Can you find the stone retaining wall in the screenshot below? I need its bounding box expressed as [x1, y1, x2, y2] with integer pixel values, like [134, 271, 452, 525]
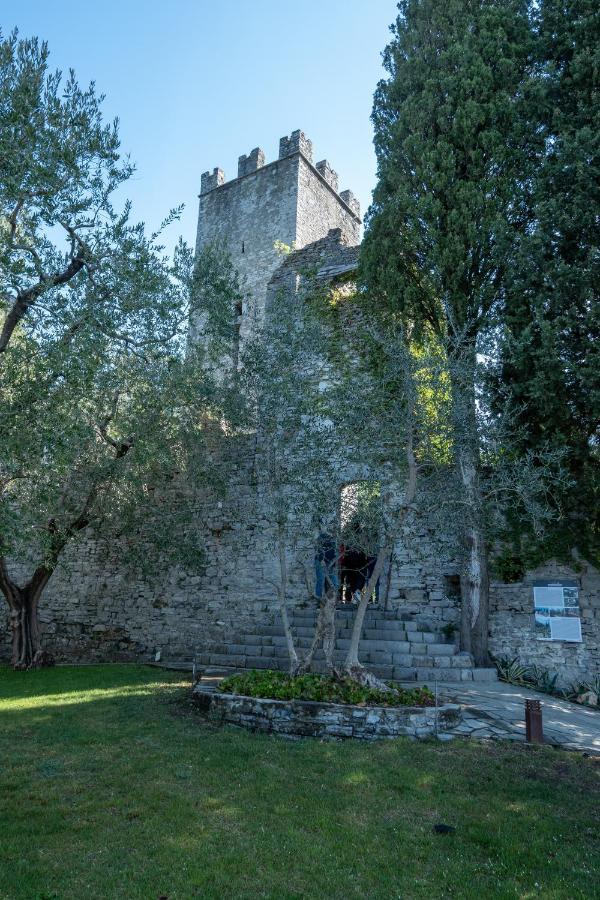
[193, 688, 462, 740]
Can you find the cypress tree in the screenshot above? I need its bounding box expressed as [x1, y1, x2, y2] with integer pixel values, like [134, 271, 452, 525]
[361, 0, 535, 662]
[497, 0, 600, 570]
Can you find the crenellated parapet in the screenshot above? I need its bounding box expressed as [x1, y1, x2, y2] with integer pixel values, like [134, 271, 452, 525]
[198, 130, 360, 225]
[278, 129, 313, 163]
[200, 167, 225, 195]
[238, 147, 266, 178]
[316, 159, 339, 192]
[339, 189, 360, 219]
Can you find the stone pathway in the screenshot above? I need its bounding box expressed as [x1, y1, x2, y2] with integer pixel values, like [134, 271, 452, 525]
[435, 680, 600, 755]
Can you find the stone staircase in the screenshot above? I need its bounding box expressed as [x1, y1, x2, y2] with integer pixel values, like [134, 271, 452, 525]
[196, 606, 497, 684]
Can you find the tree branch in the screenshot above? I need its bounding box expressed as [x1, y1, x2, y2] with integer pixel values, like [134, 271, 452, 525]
[0, 255, 86, 353]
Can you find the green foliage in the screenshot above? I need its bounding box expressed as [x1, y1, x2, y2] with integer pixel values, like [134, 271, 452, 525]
[564, 676, 600, 703]
[495, 657, 568, 699]
[191, 241, 247, 364]
[492, 0, 600, 566]
[0, 33, 240, 629]
[527, 666, 559, 696]
[218, 669, 435, 708]
[0, 29, 187, 355]
[362, 0, 598, 577]
[237, 275, 345, 550]
[491, 550, 526, 584]
[494, 656, 533, 686]
[362, 0, 534, 349]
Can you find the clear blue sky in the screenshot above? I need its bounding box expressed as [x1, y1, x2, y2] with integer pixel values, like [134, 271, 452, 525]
[4, 0, 397, 251]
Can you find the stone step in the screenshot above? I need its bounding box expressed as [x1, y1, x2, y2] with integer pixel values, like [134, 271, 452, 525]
[197, 652, 496, 685]
[232, 644, 469, 670]
[211, 641, 475, 667]
[244, 634, 458, 656]
[245, 625, 451, 646]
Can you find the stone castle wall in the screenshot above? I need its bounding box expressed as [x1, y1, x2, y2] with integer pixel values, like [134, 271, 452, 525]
[190, 129, 360, 347]
[0, 420, 463, 665]
[490, 560, 600, 686]
[1, 132, 597, 685]
[1, 452, 598, 686]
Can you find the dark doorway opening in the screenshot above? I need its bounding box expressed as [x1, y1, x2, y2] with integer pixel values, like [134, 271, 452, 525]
[339, 481, 382, 605]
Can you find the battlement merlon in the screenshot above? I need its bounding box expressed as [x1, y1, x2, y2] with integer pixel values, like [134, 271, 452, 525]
[279, 129, 313, 163]
[200, 167, 225, 195]
[315, 160, 339, 192]
[238, 147, 266, 179]
[339, 189, 360, 219]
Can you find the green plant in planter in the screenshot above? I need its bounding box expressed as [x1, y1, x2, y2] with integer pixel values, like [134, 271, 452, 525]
[218, 670, 435, 707]
[565, 676, 600, 704]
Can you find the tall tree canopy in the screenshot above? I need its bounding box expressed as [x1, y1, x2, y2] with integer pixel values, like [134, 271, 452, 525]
[361, 0, 535, 662]
[495, 0, 600, 572]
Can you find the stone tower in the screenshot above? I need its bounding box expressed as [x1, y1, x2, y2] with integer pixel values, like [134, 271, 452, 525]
[191, 129, 361, 340]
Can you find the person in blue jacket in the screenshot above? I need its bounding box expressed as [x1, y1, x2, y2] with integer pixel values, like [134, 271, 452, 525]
[315, 528, 339, 599]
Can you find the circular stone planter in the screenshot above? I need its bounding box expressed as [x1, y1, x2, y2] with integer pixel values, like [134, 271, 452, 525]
[193, 687, 462, 740]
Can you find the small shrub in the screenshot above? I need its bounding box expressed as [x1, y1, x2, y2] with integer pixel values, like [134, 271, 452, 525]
[494, 656, 531, 685]
[565, 676, 600, 704]
[526, 665, 559, 695]
[218, 670, 435, 707]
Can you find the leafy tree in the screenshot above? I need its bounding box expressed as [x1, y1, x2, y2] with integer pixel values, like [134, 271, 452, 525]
[237, 270, 345, 676]
[361, 0, 535, 662]
[494, 0, 600, 572]
[0, 33, 230, 668]
[0, 31, 186, 356]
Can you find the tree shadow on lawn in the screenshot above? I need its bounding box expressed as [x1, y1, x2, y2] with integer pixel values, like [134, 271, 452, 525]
[1, 665, 599, 899]
[0, 662, 185, 706]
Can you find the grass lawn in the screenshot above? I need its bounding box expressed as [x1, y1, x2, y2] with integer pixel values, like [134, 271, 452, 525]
[0, 665, 598, 899]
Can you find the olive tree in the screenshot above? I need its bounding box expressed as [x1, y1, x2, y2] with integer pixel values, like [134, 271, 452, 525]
[0, 33, 232, 667]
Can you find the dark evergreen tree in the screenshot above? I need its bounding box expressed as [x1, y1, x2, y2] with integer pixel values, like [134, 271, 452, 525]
[496, 0, 600, 572]
[361, 0, 535, 661]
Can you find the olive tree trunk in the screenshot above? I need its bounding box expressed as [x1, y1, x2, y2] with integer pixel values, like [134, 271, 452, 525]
[0, 560, 54, 669]
[342, 431, 418, 689]
[276, 524, 301, 675]
[296, 578, 337, 675]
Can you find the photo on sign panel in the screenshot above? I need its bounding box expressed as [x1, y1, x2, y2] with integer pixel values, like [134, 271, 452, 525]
[532, 582, 582, 642]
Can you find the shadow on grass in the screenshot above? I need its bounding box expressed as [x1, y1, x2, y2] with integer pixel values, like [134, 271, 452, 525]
[1, 665, 599, 899]
[0, 662, 184, 702]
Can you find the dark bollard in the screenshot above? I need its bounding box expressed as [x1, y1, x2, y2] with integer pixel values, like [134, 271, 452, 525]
[525, 699, 544, 743]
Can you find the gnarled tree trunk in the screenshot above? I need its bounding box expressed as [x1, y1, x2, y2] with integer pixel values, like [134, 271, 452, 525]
[342, 545, 394, 690]
[458, 452, 490, 664]
[296, 579, 337, 675]
[276, 524, 301, 675]
[0, 560, 55, 669]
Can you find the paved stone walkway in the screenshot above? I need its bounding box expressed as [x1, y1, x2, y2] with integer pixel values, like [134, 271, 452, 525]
[436, 680, 600, 755]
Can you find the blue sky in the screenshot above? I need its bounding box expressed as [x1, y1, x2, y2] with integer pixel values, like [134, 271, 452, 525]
[4, 0, 397, 252]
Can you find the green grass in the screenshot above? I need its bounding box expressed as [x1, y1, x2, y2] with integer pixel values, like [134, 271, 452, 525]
[0, 665, 598, 900]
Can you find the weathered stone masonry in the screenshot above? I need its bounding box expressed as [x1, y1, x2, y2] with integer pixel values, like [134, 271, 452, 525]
[1, 130, 598, 686]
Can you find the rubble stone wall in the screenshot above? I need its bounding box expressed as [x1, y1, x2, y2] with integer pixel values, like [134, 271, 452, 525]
[489, 560, 600, 686]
